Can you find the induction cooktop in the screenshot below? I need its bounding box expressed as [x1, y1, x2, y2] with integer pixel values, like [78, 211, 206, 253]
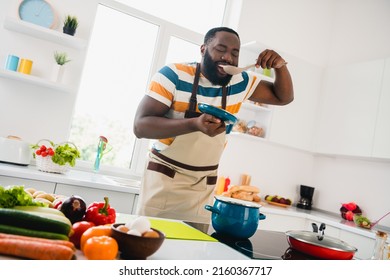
[185, 222, 319, 260]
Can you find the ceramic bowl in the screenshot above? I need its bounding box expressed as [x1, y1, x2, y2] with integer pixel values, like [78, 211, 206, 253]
[111, 223, 165, 260]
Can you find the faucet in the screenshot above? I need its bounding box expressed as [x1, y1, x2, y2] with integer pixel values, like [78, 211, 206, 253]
[312, 222, 326, 241]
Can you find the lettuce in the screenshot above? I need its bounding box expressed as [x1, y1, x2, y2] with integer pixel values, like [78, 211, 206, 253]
[0, 185, 45, 208]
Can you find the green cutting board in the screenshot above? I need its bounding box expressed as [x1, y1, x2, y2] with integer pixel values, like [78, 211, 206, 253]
[149, 218, 217, 242]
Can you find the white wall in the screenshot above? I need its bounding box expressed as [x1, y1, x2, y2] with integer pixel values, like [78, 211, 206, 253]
[218, 0, 390, 227]
[1, 0, 390, 227]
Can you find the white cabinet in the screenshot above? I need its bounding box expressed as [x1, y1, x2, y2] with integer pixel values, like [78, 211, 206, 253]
[258, 212, 306, 232]
[0, 175, 56, 194]
[55, 183, 137, 215]
[269, 56, 322, 152]
[315, 59, 385, 157]
[372, 57, 390, 158]
[339, 230, 375, 260]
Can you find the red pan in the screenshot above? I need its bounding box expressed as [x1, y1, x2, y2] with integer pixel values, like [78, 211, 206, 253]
[286, 230, 357, 260]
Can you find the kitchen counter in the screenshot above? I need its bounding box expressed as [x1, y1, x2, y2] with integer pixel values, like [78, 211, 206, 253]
[0, 162, 140, 194]
[1, 162, 389, 244]
[258, 202, 390, 242]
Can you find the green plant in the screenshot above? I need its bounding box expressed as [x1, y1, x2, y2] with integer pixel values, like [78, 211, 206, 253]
[63, 15, 78, 30]
[54, 51, 71, 65]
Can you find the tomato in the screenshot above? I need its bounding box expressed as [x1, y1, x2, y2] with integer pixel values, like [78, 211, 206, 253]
[69, 221, 95, 249]
[80, 225, 112, 252]
[83, 236, 118, 260]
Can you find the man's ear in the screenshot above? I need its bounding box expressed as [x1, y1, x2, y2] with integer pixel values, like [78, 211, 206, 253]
[200, 44, 206, 56]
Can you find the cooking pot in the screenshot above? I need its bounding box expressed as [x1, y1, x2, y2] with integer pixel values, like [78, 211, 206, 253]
[0, 136, 32, 166]
[285, 230, 358, 260]
[205, 196, 266, 239]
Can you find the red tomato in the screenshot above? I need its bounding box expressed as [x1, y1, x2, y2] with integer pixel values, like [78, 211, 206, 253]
[69, 221, 95, 249]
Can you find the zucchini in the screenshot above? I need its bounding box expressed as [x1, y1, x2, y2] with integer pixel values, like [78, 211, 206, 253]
[0, 224, 69, 240]
[13, 206, 66, 216]
[0, 208, 71, 236]
[12, 207, 72, 226]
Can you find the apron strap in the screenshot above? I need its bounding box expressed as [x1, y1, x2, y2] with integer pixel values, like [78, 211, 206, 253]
[188, 63, 201, 113]
[185, 63, 227, 117]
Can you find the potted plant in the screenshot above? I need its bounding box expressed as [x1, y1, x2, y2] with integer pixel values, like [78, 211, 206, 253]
[54, 51, 71, 66]
[63, 15, 79, 36]
[51, 51, 71, 82]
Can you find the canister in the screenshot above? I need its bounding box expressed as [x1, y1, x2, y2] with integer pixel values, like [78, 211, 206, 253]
[18, 58, 33, 74]
[5, 55, 19, 71]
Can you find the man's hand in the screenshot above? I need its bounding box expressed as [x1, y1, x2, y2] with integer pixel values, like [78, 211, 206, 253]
[256, 49, 287, 70]
[195, 113, 226, 137]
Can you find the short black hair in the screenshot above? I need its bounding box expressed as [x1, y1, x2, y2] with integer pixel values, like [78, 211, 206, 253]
[204, 27, 240, 45]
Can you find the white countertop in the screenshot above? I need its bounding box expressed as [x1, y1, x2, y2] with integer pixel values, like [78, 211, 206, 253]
[0, 162, 140, 194]
[258, 202, 390, 241]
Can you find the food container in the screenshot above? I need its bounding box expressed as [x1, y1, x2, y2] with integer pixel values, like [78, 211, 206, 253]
[204, 196, 266, 239]
[0, 136, 31, 165]
[285, 230, 357, 260]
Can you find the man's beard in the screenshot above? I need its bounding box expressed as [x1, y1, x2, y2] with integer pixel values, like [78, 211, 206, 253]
[203, 50, 233, 87]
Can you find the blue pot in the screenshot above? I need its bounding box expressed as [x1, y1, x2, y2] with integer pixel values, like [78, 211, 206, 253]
[205, 196, 266, 239]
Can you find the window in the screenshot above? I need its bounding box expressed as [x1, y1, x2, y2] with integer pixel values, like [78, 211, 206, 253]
[69, 1, 227, 178]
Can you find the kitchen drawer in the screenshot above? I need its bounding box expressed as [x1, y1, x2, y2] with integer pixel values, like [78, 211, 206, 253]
[259, 213, 306, 232]
[55, 183, 136, 215]
[305, 219, 340, 238]
[339, 230, 375, 260]
[0, 175, 56, 194]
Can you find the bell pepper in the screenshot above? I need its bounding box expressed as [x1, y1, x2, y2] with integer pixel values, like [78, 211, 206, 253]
[83, 197, 116, 225]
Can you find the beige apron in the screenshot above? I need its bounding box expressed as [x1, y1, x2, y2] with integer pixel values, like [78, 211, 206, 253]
[136, 64, 228, 223]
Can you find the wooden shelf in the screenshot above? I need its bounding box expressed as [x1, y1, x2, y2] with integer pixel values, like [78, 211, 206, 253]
[0, 69, 73, 93]
[3, 17, 87, 50]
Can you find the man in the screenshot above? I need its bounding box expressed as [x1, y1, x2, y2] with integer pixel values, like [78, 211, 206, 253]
[134, 27, 293, 223]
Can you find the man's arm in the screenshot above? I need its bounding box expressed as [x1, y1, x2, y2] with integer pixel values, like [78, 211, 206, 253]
[133, 95, 226, 139]
[249, 50, 294, 105]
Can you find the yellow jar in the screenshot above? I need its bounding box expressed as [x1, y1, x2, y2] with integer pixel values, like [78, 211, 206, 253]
[18, 58, 33, 74]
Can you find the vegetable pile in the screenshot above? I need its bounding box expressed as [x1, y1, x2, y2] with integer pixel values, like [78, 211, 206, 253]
[32, 140, 80, 167]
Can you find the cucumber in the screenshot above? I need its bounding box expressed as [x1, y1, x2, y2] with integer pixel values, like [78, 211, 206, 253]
[13, 206, 66, 216]
[0, 208, 71, 236]
[12, 207, 72, 226]
[0, 224, 69, 240]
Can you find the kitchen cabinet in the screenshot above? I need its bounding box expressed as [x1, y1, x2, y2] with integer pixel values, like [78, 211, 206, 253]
[258, 212, 306, 232]
[238, 41, 322, 151]
[305, 219, 340, 238]
[268, 55, 322, 152]
[55, 183, 137, 215]
[372, 57, 390, 158]
[315, 59, 385, 157]
[0, 175, 55, 194]
[339, 230, 375, 260]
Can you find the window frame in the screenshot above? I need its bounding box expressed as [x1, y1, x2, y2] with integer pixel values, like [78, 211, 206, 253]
[73, 0, 211, 179]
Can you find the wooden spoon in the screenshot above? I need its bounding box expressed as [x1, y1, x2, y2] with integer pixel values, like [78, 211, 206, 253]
[220, 62, 288, 75]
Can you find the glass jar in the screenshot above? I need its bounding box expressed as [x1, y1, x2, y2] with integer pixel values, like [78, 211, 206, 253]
[370, 231, 388, 260]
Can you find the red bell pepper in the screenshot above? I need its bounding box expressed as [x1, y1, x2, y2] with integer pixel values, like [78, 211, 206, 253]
[83, 197, 116, 225]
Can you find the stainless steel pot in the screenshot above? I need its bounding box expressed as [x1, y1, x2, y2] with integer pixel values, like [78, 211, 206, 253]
[286, 230, 358, 260]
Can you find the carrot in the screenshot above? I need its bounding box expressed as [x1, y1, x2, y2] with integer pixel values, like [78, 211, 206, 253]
[0, 238, 74, 260]
[0, 233, 75, 251]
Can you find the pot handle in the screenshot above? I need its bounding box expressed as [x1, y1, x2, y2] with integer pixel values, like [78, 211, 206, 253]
[204, 205, 220, 214]
[259, 213, 266, 220]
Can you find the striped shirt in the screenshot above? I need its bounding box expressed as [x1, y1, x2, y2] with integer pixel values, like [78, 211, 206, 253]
[147, 62, 261, 149]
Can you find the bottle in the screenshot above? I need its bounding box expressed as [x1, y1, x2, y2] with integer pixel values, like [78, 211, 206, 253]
[370, 230, 388, 260]
[94, 136, 108, 172]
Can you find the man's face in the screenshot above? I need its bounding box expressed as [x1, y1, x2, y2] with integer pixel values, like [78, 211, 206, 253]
[201, 31, 240, 86]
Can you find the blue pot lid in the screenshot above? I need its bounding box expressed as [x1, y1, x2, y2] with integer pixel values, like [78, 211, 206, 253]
[214, 195, 262, 208]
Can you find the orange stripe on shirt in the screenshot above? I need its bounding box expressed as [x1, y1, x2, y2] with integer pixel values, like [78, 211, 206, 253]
[172, 101, 189, 112]
[175, 63, 196, 75]
[150, 81, 173, 101]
